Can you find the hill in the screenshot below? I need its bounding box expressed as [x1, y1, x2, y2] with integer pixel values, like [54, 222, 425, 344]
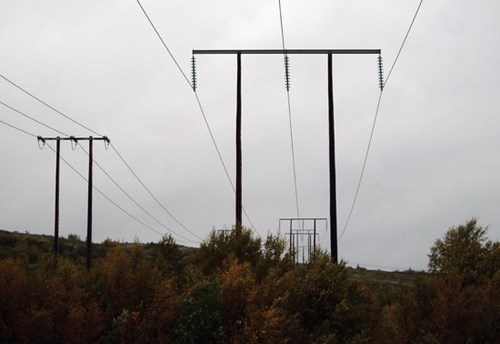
[0, 227, 423, 286]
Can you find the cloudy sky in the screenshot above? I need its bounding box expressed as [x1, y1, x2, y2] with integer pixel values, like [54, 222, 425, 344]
[1, 0, 499, 270]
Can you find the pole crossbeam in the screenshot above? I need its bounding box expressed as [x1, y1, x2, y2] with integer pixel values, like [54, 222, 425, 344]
[194, 47, 380, 263]
[193, 49, 381, 55]
[37, 136, 110, 143]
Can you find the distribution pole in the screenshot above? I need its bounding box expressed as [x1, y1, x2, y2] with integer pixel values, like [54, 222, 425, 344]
[54, 137, 61, 255]
[328, 53, 338, 263]
[86, 137, 93, 270]
[236, 53, 243, 228]
[193, 49, 380, 262]
[38, 135, 109, 269]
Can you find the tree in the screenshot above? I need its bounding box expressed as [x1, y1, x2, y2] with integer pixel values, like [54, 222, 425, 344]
[255, 232, 293, 280]
[196, 226, 262, 275]
[425, 219, 500, 343]
[174, 279, 225, 343]
[428, 218, 499, 285]
[92, 244, 160, 320]
[20, 254, 105, 343]
[149, 234, 187, 285]
[284, 252, 373, 343]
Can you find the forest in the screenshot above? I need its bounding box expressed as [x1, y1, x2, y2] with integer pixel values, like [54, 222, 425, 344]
[0, 218, 498, 343]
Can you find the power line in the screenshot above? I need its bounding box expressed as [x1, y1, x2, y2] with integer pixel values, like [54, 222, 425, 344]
[44, 142, 198, 244]
[192, 92, 235, 194]
[0, 116, 197, 243]
[134, 0, 192, 89]
[0, 75, 198, 241]
[0, 100, 67, 136]
[0, 119, 37, 138]
[339, 92, 383, 239]
[110, 143, 203, 241]
[79, 144, 200, 243]
[340, 0, 424, 239]
[135, 0, 258, 232]
[0, 74, 102, 136]
[193, 92, 257, 232]
[278, 0, 301, 220]
[384, 0, 424, 89]
[0, 97, 198, 243]
[278, 0, 287, 49]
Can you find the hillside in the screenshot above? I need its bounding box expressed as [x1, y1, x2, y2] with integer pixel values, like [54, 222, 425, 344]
[0, 228, 197, 263]
[0, 228, 423, 286]
[0, 222, 497, 343]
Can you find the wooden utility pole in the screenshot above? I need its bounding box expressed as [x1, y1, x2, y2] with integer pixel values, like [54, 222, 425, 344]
[38, 135, 109, 269]
[327, 53, 338, 263]
[54, 137, 61, 255]
[86, 137, 93, 270]
[192, 49, 380, 262]
[236, 53, 242, 228]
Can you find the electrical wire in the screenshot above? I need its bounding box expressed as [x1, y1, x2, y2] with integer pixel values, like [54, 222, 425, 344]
[0, 119, 38, 138]
[110, 143, 203, 241]
[339, 92, 383, 239]
[79, 144, 200, 243]
[135, 0, 258, 233]
[0, 75, 198, 241]
[0, 100, 68, 136]
[278, 0, 301, 220]
[384, 0, 424, 89]
[193, 93, 257, 232]
[0, 74, 102, 136]
[0, 117, 175, 241]
[0, 98, 199, 243]
[44, 142, 199, 244]
[340, 0, 424, 239]
[135, 0, 192, 89]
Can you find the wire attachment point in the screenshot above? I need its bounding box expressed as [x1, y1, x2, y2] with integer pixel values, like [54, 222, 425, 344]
[378, 55, 384, 91]
[70, 136, 78, 151]
[37, 136, 46, 150]
[103, 136, 110, 150]
[191, 56, 197, 92]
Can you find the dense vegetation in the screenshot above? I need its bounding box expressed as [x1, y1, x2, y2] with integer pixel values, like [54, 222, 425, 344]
[0, 219, 498, 343]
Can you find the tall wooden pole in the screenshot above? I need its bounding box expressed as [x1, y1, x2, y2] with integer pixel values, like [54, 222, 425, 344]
[54, 137, 60, 255]
[328, 53, 338, 263]
[236, 52, 242, 228]
[86, 137, 93, 270]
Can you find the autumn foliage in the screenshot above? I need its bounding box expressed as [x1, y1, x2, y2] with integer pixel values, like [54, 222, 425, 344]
[0, 220, 498, 343]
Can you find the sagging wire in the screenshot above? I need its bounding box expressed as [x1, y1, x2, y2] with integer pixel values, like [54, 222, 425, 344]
[135, 0, 259, 234]
[190, 60, 258, 234]
[340, 0, 425, 240]
[277, 0, 301, 222]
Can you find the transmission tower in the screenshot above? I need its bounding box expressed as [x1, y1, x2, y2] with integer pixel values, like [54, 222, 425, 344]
[193, 49, 382, 262]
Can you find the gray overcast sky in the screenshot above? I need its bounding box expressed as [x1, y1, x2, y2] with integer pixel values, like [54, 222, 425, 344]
[1, 0, 499, 270]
